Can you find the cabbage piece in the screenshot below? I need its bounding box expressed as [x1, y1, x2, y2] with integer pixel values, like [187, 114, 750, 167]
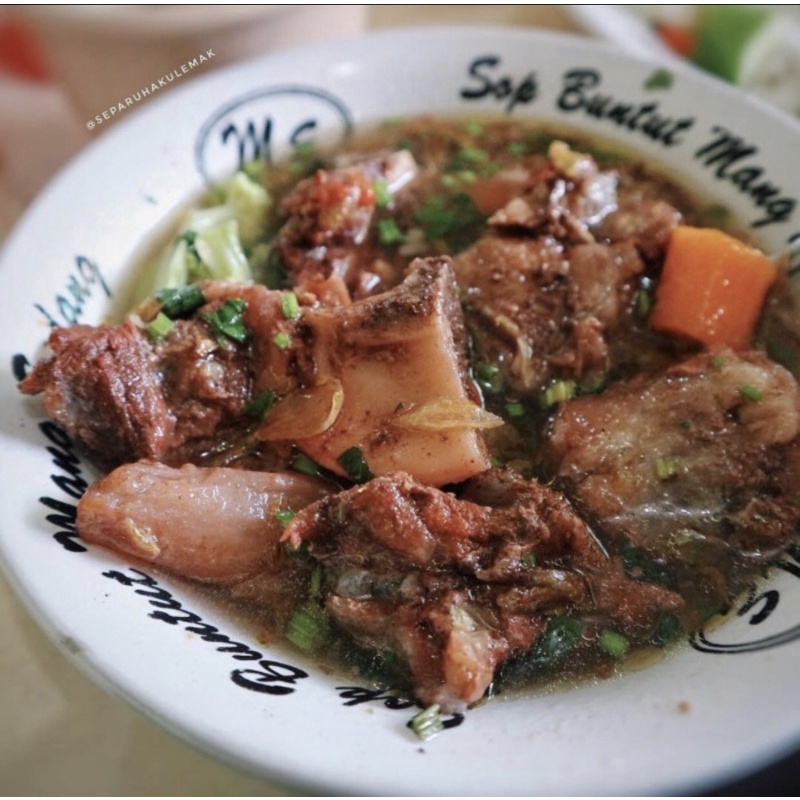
[147, 170, 271, 293]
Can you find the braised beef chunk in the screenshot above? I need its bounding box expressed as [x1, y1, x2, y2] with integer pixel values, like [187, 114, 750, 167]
[455, 236, 650, 395]
[19, 322, 175, 471]
[453, 146, 683, 398]
[273, 150, 418, 303]
[284, 470, 682, 712]
[20, 282, 297, 470]
[546, 348, 800, 610]
[594, 199, 682, 261]
[487, 140, 618, 242]
[19, 258, 489, 485]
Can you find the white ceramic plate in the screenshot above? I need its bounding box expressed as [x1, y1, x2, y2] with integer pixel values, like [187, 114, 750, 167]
[3, 27, 800, 795]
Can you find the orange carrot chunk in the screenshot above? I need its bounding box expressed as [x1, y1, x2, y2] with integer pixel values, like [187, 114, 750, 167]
[649, 225, 778, 350]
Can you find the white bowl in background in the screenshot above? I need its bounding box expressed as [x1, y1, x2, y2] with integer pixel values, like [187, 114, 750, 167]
[2, 26, 800, 796]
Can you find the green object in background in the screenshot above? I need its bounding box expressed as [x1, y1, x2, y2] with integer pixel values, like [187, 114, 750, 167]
[692, 5, 771, 84]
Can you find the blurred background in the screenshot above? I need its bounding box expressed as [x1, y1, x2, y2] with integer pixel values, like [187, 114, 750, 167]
[1, 4, 799, 795]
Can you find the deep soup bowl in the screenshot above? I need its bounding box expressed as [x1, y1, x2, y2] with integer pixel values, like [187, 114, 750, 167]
[3, 26, 800, 796]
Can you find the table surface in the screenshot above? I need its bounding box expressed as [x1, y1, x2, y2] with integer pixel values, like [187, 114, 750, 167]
[2, 5, 799, 795]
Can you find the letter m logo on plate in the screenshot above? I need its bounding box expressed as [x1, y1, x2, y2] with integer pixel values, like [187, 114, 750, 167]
[194, 86, 353, 185]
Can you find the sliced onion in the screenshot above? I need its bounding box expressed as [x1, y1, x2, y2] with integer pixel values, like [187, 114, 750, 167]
[256, 379, 344, 441]
[392, 397, 504, 432]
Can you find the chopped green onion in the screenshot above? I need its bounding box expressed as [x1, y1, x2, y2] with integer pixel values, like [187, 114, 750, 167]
[440, 174, 460, 191]
[286, 601, 328, 653]
[241, 159, 267, 184]
[441, 170, 478, 190]
[373, 179, 391, 208]
[643, 68, 674, 90]
[244, 389, 277, 419]
[636, 286, 654, 318]
[284, 539, 310, 559]
[506, 141, 530, 157]
[288, 141, 323, 177]
[710, 355, 726, 369]
[273, 331, 291, 350]
[463, 119, 483, 137]
[410, 704, 444, 741]
[158, 284, 205, 318]
[521, 552, 537, 568]
[528, 616, 585, 666]
[458, 146, 489, 165]
[474, 362, 503, 395]
[178, 228, 198, 247]
[203, 297, 249, 344]
[598, 629, 630, 659]
[377, 218, 405, 245]
[275, 509, 296, 527]
[738, 384, 764, 402]
[505, 401, 525, 419]
[578, 376, 606, 396]
[309, 564, 323, 599]
[702, 203, 731, 226]
[541, 379, 577, 409]
[263, 249, 289, 290]
[292, 452, 322, 477]
[146, 312, 175, 342]
[281, 291, 300, 320]
[337, 446, 374, 483]
[650, 614, 682, 647]
[655, 456, 681, 480]
[293, 141, 316, 158]
[415, 192, 483, 244]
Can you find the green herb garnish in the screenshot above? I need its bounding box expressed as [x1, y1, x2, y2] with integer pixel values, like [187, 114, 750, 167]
[281, 291, 300, 320]
[273, 331, 291, 350]
[373, 179, 391, 208]
[158, 284, 205, 318]
[463, 119, 484, 137]
[644, 68, 674, 90]
[377, 218, 405, 245]
[474, 362, 503, 395]
[655, 456, 681, 480]
[528, 616, 585, 667]
[244, 389, 277, 419]
[598, 629, 630, 659]
[204, 297, 249, 344]
[275, 509, 296, 527]
[337, 446, 374, 483]
[415, 192, 483, 247]
[506, 141, 530, 157]
[410, 704, 444, 741]
[738, 384, 764, 402]
[505, 401, 525, 419]
[292, 452, 322, 477]
[146, 312, 175, 342]
[541, 379, 577, 409]
[286, 600, 329, 653]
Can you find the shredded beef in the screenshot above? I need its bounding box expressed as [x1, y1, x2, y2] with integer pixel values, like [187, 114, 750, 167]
[284, 470, 682, 711]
